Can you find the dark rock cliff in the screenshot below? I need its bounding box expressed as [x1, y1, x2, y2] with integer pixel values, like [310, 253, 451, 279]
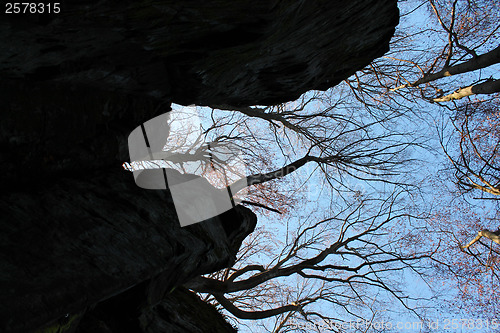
[0, 0, 398, 332]
[1, 0, 398, 106]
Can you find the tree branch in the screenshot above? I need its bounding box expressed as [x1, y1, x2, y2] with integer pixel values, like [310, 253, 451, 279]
[433, 79, 500, 102]
[461, 229, 500, 249]
[228, 155, 338, 194]
[213, 293, 300, 319]
[239, 200, 283, 214]
[390, 45, 500, 91]
[227, 265, 266, 282]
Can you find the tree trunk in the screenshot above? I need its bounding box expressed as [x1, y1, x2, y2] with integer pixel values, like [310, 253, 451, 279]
[433, 79, 500, 102]
[461, 229, 500, 249]
[391, 45, 500, 91]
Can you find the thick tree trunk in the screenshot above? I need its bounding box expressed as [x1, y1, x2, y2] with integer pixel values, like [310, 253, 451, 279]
[391, 45, 500, 91]
[433, 79, 500, 102]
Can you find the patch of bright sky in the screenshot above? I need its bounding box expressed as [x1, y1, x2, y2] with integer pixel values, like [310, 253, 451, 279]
[170, 101, 466, 332]
[169, 104, 438, 332]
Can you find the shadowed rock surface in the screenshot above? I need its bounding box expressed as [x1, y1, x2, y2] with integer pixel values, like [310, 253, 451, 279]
[0, 0, 398, 331]
[1, 0, 398, 106]
[0, 167, 254, 332]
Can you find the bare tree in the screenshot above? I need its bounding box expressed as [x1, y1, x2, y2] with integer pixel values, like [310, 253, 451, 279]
[155, 93, 419, 216]
[425, 196, 500, 320]
[185, 192, 435, 331]
[344, 0, 500, 107]
[440, 101, 500, 198]
[121, 90, 425, 331]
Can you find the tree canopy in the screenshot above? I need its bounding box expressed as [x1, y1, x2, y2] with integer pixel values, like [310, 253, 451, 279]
[161, 0, 500, 331]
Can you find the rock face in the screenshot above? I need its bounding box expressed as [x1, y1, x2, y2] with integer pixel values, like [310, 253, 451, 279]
[0, 168, 255, 332]
[0, 0, 398, 332]
[1, 0, 398, 106]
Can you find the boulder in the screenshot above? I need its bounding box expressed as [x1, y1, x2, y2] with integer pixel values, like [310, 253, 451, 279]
[0, 0, 398, 106]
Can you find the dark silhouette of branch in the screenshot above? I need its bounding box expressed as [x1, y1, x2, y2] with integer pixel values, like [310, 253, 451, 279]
[213, 293, 301, 320]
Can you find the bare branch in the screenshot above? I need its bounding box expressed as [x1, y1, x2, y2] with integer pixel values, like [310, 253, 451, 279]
[213, 293, 301, 320]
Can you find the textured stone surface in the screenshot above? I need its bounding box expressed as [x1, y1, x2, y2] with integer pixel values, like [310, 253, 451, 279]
[0, 0, 398, 331]
[0, 79, 254, 333]
[72, 286, 236, 333]
[139, 287, 237, 333]
[0, 0, 398, 106]
[0, 169, 256, 332]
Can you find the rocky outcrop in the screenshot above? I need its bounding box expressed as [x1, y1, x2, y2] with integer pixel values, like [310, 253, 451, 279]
[74, 286, 237, 333]
[0, 72, 255, 333]
[0, 166, 256, 332]
[1, 0, 398, 106]
[0, 0, 398, 332]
